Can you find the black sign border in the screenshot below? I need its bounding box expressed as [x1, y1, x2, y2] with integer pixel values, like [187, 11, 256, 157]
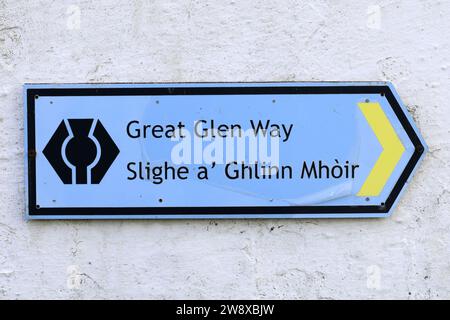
[26, 84, 425, 217]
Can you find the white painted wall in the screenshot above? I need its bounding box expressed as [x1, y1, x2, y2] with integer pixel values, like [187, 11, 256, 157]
[0, 0, 449, 299]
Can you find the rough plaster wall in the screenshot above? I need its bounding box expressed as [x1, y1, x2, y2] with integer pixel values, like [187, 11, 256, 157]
[0, 0, 449, 299]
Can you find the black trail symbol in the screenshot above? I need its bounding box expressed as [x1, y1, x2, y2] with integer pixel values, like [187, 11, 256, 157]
[43, 119, 120, 184]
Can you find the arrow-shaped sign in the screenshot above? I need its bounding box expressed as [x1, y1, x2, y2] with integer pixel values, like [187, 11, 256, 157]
[25, 82, 426, 219]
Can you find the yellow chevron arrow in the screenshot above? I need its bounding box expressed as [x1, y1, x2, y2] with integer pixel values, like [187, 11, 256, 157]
[357, 102, 405, 196]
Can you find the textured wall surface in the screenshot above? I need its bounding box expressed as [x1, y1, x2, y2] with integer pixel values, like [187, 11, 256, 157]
[0, 0, 449, 299]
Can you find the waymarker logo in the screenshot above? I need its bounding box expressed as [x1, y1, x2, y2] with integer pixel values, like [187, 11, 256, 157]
[43, 119, 120, 184]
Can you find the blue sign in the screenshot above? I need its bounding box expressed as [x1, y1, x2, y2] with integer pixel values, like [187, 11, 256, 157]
[24, 82, 426, 219]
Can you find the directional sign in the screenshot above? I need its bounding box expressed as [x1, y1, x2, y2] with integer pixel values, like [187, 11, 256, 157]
[24, 82, 426, 219]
